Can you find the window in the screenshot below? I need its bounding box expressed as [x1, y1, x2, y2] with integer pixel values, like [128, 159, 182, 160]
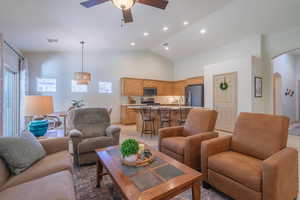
[37, 78, 56, 92]
[71, 80, 88, 93]
[4, 69, 19, 136]
[99, 81, 112, 94]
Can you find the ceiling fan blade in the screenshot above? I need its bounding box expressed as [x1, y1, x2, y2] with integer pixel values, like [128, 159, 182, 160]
[80, 0, 109, 8]
[138, 0, 168, 9]
[122, 9, 133, 23]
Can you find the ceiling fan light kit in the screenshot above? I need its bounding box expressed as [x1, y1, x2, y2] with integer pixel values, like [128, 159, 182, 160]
[112, 0, 136, 10]
[80, 0, 169, 23]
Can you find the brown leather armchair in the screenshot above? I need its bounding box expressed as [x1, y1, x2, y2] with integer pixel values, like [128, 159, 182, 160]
[201, 112, 298, 200]
[159, 108, 218, 170]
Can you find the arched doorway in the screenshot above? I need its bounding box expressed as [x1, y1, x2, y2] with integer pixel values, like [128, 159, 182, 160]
[273, 72, 282, 115]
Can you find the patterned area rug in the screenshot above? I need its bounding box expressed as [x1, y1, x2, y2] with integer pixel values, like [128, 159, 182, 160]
[74, 165, 231, 200]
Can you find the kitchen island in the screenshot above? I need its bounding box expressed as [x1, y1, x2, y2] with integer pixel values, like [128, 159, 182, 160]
[128, 105, 203, 134]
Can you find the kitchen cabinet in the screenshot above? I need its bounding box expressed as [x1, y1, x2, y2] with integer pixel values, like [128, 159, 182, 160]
[186, 77, 204, 85]
[173, 80, 187, 96]
[121, 76, 203, 96]
[157, 81, 173, 96]
[121, 105, 137, 125]
[121, 78, 143, 96]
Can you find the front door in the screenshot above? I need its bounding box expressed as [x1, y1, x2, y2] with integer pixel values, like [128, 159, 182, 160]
[213, 72, 237, 132]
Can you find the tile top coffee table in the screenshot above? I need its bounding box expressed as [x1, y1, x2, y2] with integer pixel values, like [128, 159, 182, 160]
[95, 144, 202, 200]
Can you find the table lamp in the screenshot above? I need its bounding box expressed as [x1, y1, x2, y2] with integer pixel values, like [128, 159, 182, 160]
[25, 96, 54, 137]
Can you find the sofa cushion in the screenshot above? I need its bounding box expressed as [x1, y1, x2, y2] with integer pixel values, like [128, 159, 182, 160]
[0, 132, 46, 175]
[208, 151, 262, 192]
[0, 151, 72, 191]
[0, 171, 75, 200]
[78, 136, 114, 154]
[160, 137, 185, 155]
[231, 112, 289, 160]
[0, 159, 10, 188]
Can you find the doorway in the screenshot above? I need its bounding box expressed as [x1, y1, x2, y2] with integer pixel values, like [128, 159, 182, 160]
[273, 72, 282, 115]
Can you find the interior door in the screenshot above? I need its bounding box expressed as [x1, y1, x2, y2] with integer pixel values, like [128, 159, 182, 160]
[213, 72, 237, 132]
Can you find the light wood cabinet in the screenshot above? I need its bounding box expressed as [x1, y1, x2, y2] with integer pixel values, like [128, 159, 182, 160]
[186, 77, 204, 85]
[121, 105, 137, 125]
[157, 81, 173, 96]
[173, 80, 187, 96]
[121, 78, 143, 96]
[143, 80, 158, 88]
[121, 76, 203, 96]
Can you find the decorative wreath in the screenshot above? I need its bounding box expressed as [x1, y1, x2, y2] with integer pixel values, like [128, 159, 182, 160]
[220, 82, 229, 90]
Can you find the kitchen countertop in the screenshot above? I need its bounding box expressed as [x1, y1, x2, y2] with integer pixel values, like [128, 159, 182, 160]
[128, 105, 202, 110]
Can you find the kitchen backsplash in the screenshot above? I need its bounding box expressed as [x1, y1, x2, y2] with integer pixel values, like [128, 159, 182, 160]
[121, 96, 185, 105]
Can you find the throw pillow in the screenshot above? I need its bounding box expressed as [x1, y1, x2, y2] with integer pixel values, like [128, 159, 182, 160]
[0, 132, 46, 175]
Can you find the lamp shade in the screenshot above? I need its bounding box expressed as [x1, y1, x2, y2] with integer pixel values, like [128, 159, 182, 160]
[24, 96, 54, 116]
[74, 72, 91, 85]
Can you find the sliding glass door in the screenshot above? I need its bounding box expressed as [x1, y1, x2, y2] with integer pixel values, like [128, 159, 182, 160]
[3, 68, 19, 136]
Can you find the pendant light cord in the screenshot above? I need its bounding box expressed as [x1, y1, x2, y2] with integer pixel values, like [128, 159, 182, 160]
[81, 41, 84, 72]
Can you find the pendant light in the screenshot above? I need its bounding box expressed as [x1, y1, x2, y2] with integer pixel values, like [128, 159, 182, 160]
[74, 41, 91, 85]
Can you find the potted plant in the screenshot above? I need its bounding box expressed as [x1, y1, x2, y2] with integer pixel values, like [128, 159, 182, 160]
[120, 139, 139, 162]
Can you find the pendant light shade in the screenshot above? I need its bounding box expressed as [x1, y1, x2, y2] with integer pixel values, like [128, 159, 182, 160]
[112, 0, 136, 10]
[74, 41, 91, 85]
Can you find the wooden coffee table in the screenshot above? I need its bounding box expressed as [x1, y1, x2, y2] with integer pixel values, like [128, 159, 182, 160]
[95, 144, 202, 200]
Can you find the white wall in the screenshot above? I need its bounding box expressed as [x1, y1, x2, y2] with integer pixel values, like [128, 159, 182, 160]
[273, 54, 297, 121]
[251, 56, 265, 113]
[174, 35, 261, 80]
[25, 50, 174, 123]
[203, 57, 253, 114]
[295, 55, 300, 121]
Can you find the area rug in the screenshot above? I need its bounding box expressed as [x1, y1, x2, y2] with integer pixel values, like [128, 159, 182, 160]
[74, 165, 231, 200]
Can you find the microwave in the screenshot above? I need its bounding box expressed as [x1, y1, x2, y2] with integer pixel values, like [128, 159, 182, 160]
[143, 88, 157, 96]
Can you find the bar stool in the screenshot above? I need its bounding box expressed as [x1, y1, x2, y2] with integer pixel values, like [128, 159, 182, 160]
[159, 107, 172, 128]
[140, 107, 155, 137]
[177, 107, 189, 125]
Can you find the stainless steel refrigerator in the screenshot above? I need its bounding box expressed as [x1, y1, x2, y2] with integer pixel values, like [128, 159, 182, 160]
[185, 84, 204, 107]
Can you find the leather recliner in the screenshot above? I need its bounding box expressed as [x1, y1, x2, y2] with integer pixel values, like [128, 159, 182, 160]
[159, 108, 218, 170]
[201, 112, 298, 200]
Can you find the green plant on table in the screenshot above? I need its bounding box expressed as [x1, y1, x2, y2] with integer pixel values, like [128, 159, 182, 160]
[120, 139, 139, 158]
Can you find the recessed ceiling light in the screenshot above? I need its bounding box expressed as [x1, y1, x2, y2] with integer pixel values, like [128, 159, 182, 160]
[130, 42, 135, 46]
[162, 42, 169, 50]
[143, 32, 149, 36]
[183, 21, 189, 26]
[200, 28, 206, 35]
[163, 27, 169, 31]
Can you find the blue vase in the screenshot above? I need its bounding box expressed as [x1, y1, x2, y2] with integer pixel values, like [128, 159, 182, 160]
[28, 120, 49, 137]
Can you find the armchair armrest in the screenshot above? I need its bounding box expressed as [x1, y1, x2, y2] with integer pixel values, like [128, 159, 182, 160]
[39, 137, 69, 155]
[158, 126, 184, 151]
[263, 147, 298, 200]
[201, 135, 232, 181]
[184, 131, 218, 169]
[68, 129, 83, 165]
[106, 125, 121, 145]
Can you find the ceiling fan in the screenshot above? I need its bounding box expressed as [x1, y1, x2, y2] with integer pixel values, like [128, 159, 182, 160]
[80, 0, 169, 23]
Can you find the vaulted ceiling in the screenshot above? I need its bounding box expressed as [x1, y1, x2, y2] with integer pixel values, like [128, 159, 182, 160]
[0, 0, 300, 61]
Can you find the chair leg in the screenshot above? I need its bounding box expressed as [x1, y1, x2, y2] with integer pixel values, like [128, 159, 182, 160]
[202, 182, 211, 189]
[152, 121, 155, 136]
[141, 121, 145, 137]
